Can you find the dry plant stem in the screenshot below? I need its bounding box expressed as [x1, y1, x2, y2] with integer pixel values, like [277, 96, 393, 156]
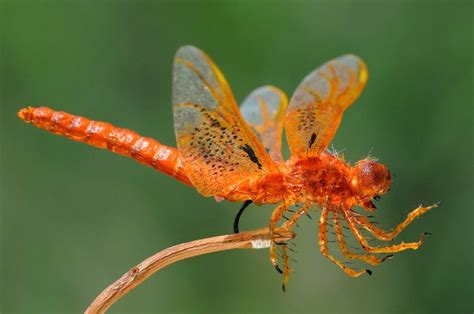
[85, 227, 295, 314]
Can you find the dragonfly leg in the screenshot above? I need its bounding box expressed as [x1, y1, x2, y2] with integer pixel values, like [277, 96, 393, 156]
[352, 203, 439, 241]
[280, 243, 290, 292]
[319, 208, 371, 277]
[269, 203, 288, 274]
[282, 202, 312, 230]
[333, 212, 391, 265]
[270, 203, 311, 291]
[342, 210, 432, 254]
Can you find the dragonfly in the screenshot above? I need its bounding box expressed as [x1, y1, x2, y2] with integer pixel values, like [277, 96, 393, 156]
[18, 45, 437, 290]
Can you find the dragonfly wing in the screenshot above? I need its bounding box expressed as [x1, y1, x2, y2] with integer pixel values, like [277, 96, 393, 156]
[285, 54, 368, 156]
[240, 86, 288, 161]
[173, 46, 275, 197]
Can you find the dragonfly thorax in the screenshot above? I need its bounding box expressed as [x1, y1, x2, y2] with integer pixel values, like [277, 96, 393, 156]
[285, 153, 354, 208]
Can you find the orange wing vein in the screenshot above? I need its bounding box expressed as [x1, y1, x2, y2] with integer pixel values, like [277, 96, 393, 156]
[240, 86, 288, 161]
[172, 46, 275, 197]
[285, 54, 368, 157]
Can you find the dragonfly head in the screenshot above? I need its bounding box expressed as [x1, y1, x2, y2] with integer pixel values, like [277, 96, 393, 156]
[351, 159, 392, 210]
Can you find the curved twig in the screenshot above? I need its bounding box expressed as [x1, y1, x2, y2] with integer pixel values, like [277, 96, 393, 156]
[85, 227, 295, 314]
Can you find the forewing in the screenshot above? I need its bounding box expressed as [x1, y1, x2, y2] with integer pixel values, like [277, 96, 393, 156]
[285, 54, 368, 156]
[173, 46, 275, 196]
[240, 86, 288, 161]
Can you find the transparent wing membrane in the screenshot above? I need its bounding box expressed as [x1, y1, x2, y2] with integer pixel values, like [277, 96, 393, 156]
[240, 86, 288, 161]
[285, 54, 368, 156]
[172, 46, 275, 196]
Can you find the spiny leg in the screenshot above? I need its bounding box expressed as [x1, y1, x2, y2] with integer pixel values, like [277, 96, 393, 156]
[280, 243, 289, 292]
[333, 212, 392, 265]
[319, 208, 371, 277]
[352, 203, 439, 241]
[342, 210, 431, 254]
[282, 202, 313, 230]
[274, 202, 312, 290]
[269, 202, 290, 274]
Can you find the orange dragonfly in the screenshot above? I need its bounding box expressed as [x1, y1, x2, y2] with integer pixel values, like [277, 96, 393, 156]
[18, 46, 437, 289]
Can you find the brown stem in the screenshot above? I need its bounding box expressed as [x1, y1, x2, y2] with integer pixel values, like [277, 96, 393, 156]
[85, 227, 295, 314]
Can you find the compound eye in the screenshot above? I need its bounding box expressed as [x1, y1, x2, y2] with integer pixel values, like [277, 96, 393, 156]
[365, 162, 387, 186]
[354, 160, 391, 197]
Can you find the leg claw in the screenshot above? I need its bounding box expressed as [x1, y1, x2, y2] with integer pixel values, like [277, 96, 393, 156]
[274, 264, 283, 274]
[381, 254, 394, 262]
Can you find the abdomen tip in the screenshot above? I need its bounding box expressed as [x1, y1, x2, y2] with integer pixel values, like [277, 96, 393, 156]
[17, 107, 34, 122]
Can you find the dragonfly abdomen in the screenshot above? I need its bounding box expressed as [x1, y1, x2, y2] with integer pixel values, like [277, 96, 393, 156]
[18, 107, 192, 186]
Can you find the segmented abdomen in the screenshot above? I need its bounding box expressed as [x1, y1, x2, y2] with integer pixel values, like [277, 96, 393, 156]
[18, 107, 192, 186]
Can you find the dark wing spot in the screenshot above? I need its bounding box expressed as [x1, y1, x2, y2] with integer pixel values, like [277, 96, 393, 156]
[308, 132, 317, 148]
[239, 144, 263, 169]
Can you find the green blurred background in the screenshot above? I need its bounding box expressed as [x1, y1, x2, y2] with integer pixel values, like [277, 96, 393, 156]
[1, 1, 472, 313]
